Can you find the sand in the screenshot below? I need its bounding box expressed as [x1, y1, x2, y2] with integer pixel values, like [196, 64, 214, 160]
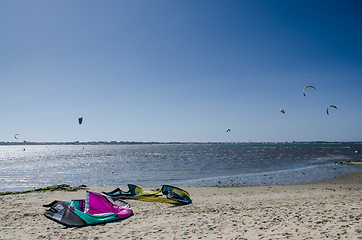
[0, 173, 361, 240]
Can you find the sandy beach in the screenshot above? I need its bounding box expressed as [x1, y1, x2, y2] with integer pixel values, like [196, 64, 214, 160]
[1, 173, 361, 240]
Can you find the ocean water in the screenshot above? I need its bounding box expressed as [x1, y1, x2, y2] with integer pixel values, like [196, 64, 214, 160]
[0, 143, 361, 192]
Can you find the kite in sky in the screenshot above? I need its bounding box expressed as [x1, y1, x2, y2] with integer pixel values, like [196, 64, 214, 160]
[303, 85, 316, 96]
[327, 105, 337, 115]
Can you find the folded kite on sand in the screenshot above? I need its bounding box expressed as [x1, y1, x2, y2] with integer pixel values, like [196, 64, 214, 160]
[43, 191, 133, 227]
[103, 184, 192, 205]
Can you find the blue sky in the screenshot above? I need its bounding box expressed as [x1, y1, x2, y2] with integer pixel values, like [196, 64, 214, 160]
[1, 0, 361, 142]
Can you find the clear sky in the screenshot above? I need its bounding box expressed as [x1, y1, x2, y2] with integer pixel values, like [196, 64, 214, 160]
[1, 0, 362, 142]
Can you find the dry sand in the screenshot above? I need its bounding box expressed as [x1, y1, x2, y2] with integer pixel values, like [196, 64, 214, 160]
[1, 173, 361, 240]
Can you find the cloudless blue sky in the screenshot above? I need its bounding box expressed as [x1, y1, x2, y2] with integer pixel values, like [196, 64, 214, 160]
[1, 0, 362, 142]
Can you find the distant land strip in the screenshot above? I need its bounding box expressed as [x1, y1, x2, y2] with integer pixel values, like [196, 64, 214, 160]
[1, 141, 362, 146]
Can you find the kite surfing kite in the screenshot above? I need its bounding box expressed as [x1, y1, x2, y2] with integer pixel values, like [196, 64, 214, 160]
[327, 105, 337, 115]
[78, 117, 83, 125]
[14, 134, 20, 139]
[103, 184, 192, 205]
[226, 129, 231, 132]
[303, 85, 316, 96]
[280, 109, 285, 114]
[43, 191, 133, 227]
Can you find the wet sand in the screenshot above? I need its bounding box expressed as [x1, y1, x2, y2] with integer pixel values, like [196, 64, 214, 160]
[0, 173, 361, 239]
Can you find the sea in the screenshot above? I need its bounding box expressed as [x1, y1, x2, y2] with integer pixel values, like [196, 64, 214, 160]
[1, 143, 361, 192]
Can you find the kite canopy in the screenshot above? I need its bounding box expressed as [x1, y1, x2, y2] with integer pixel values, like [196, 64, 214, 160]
[327, 105, 337, 115]
[280, 109, 285, 114]
[43, 191, 133, 227]
[303, 85, 316, 96]
[78, 117, 83, 125]
[103, 184, 192, 205]
[226, 129, 231, 132]
[14, 134, 20, 139]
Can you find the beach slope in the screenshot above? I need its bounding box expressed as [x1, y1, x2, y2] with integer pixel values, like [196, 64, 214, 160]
[1, 173, 361, 239]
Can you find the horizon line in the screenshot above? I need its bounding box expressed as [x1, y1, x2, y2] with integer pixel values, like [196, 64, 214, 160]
[1, 140, 361, 145]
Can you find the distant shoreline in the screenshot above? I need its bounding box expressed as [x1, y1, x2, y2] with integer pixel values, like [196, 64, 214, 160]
[1, 141, 362, 146]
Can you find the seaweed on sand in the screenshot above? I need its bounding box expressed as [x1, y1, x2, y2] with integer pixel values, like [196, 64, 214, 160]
[0, 184, 88, 196]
